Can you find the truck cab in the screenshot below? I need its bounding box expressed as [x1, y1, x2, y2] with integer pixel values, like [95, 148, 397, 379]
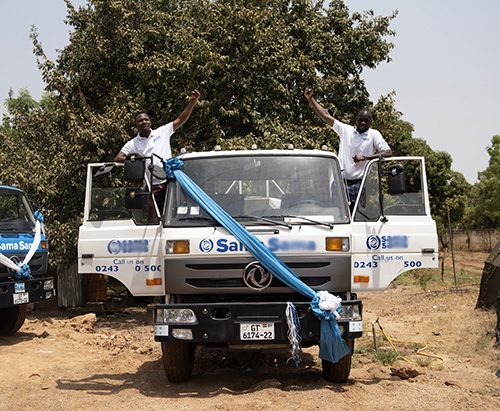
[78, 148, 438, 382]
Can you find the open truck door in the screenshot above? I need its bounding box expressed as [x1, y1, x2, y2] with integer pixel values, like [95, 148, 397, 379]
[78, 158, 165, 297]
[350, 157, 439, 292]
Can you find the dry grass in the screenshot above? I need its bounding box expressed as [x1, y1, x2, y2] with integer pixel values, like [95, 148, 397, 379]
[359, 251, 499, 375]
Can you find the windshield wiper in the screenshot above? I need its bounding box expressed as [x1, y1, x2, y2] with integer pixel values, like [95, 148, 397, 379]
[266, 215, 334, 229]
[233, 215, 292, 230]
[178, 216, 219, 226]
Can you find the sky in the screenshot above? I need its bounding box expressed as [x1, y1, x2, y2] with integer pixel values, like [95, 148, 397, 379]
[2, 0, 498, 184]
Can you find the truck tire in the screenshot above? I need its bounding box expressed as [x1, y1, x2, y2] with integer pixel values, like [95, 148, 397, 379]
[161, 341, 196, 383]
[321, 338, 354, 383]
[0, 305, 28, 335]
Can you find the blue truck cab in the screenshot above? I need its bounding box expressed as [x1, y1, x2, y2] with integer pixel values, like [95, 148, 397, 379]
[0, 185, 55, 335]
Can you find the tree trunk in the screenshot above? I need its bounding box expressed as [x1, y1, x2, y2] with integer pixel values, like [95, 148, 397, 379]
[57, 261, 86, 308]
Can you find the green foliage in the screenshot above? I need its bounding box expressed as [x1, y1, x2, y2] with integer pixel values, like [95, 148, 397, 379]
[471, 135, 500, 228]
[372, 348, 400, 366]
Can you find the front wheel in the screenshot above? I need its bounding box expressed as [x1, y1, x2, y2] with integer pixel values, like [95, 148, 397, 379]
[321, 338, 354, 383]
[161, 341, 196, 383]
[0, 305, 28, 335]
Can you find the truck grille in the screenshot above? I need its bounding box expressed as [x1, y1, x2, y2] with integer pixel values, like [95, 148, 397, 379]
[186, 276, 330, 288]
[0, 253, 48, 278]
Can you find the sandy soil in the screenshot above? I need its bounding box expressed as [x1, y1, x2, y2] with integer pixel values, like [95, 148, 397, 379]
[1, 251, 499, 411]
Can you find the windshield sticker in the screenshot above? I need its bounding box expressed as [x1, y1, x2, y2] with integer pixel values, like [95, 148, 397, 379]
[190, 206, 200, 215]
[177, 206, 188, 215]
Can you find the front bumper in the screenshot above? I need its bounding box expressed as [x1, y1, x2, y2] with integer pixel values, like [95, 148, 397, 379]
[154, 300, 363, 344]
[0, 277, 56, 308]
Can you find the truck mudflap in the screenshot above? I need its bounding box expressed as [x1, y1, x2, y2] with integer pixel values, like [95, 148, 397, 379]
[0, 276, 56, 308]
[154, 300, 363, 344]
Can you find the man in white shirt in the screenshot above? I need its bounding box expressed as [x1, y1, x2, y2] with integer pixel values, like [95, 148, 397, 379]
[115, 90, 200, 219]
[304, 88, 392, 211]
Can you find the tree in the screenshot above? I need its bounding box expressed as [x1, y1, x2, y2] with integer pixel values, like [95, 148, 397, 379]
[473, 135, 500, 227]
[51, 0, 397, 150]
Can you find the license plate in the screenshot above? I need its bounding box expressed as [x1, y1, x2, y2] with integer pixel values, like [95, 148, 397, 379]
[13, 292, 29, 305]
[240, 323, 275, 340]
[14, 282, 26, 293]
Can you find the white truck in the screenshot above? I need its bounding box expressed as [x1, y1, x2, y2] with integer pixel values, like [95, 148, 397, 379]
[78, 147, 438, 382]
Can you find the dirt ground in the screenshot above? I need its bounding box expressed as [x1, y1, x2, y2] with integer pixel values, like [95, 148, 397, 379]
[2, 251, 500, 411]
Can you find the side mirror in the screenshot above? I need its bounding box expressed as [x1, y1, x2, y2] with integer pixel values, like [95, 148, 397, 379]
[152, 165, 167, 180]
[125, 187, 147, 210]
[387, 164, 405, 195]
[124, 152, 145, 182]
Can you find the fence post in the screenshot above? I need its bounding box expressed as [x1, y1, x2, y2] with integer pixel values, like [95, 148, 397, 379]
[447, 206, 457, 286]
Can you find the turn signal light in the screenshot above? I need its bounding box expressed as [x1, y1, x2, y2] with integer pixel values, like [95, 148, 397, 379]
[166, 240, 190, 254]
[146, 278, 162, 286]
[325, 237, 349, 251]
[41, 241, 48, 250]
[354, 275, 370, 283]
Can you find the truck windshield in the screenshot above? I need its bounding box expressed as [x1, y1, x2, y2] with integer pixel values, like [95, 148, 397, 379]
[0, 188, 35, 233]
[165, 154, 349, 226]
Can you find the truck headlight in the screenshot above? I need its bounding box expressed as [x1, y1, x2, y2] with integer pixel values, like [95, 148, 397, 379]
[338, 304, 361, 321]
[43, 279, 54, 290]
[172, 329, 194, 340]
[156, 308, 197, 324]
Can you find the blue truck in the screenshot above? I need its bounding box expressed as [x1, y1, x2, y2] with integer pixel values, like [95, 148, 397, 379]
[0, 185, 55, 335]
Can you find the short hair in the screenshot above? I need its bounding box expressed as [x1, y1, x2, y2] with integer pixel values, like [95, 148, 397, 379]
[134, 111, 151, 123]
[356, 108, 373, 118]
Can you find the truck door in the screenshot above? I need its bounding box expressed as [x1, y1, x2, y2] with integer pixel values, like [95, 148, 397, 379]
[78, 163, 164, 296]
[350, 157, 439, 292]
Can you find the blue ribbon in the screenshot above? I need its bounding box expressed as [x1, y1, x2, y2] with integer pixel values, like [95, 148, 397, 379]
[164, 158, 350, 363]
[34, 211, 44, 223]
[15, 264, 32, 280]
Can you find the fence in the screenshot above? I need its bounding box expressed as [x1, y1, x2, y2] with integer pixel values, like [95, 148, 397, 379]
[451, 229, 500, 252]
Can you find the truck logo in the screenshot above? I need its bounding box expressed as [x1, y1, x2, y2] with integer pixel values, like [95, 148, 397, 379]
[200, 238, 316, 254]
[107, 239, 149, 255]
[366, 235, 381, 250]
[366, 235, 409, 251]
[0, 241, 33, 251]
[199, 239, 214, 253]
[243, 262, 273, 291]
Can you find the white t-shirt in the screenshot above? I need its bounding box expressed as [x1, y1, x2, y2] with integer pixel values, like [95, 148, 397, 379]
[332, 120, 390, 180]
[119, 122, 175, 184]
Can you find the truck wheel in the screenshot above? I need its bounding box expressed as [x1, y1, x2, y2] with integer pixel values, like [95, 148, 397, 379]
[161, 341, 196, 383]
[321, 338, 354, 383]
[0, 305, 28, 335]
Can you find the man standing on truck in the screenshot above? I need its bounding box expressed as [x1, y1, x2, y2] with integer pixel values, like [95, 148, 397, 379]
[304, 88, 392, 211]
[115, 90, 201, 218]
